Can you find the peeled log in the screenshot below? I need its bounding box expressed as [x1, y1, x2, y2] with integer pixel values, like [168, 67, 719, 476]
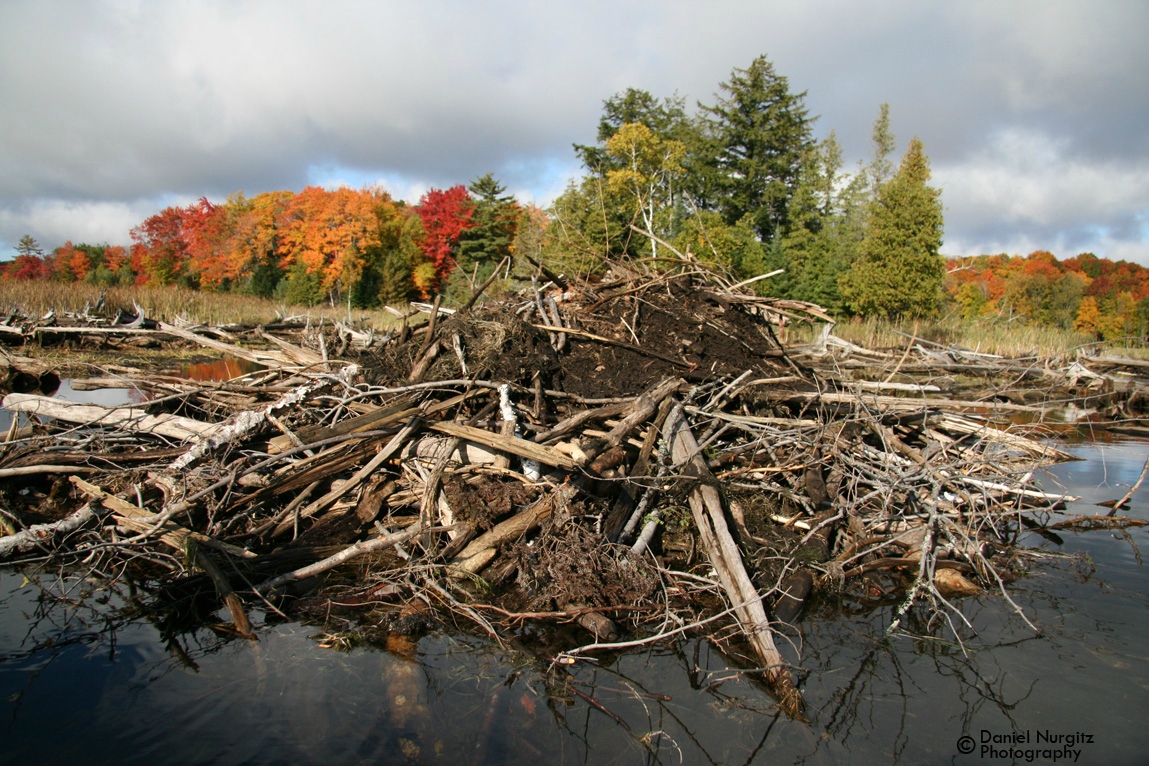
[934, 568, 981, 597]
[668, 412, 803, 717]
[3, 393, 219, 442]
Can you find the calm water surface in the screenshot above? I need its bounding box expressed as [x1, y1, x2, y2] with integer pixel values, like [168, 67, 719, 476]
[1, 434, 1147, 764]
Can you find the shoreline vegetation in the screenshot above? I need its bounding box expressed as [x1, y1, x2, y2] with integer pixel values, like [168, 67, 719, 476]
[0, 278, 1138, 363]
[7, 55, 1145, 358]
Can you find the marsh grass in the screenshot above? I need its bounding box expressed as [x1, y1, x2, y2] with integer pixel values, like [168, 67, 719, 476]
[0, 281, 405, 330]
[790, 314, 1149, 360]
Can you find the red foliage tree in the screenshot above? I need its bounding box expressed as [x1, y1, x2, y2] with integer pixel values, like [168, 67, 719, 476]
[183, 197, 238, 289]
[4, 253, 47, 280]
[130, 206, 192, 285]
[416, 186, 474, 281]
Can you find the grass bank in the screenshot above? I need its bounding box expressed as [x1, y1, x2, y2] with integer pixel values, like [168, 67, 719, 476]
[793, 314, 1149, 360]
[0, 281, 404, 330]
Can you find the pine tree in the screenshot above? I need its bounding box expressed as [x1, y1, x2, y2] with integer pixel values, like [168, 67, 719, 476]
[840, 137, 945, 318]
[454, 173, 519, 287]
[699, 55, 814, 243]
[15, 235, 44, 259]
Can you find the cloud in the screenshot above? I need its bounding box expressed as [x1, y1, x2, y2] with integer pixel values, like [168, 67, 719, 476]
[0, 1, 1145, 262]
[935, 128, 1149, 261]
[0, 197, 185, 254]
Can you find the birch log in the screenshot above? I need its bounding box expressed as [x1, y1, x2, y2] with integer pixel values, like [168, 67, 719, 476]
[3, 393, 219, 442]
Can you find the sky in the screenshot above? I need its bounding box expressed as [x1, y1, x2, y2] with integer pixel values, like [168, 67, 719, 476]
[1, 0, 1147, 264]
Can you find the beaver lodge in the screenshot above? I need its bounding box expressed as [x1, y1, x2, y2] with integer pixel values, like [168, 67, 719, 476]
[2, 258, 1147, 720]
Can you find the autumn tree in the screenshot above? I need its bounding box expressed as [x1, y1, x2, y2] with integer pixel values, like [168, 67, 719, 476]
[183, 198, 236, 289]
[130, 206, 193, 286]
[574, 89, 695, 182]
[5, 235, 47, 280]
[604, 122, 686, 259]
[275, 186, 383, 304]
[226, 191, 293, 297]
[273, 186, 426, 308]
[416, 185, 474, 283]
[840, 137, 945, 318]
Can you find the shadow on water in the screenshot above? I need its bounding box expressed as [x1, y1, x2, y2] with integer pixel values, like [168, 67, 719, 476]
[1, 442, 1148, 764]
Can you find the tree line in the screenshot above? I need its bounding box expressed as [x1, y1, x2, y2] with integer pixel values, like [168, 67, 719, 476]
[5, 172, 525, 309]
[13, 54, 1094, 329]
[946, 250, 1149, 340]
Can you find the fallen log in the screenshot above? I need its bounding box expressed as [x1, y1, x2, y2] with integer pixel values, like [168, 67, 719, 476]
[0, 504, 98, 559]
[3, 393, 220, 442]
[429, 420, 578, 471]
[668, 409, 803, 717]
[449, 483, 579, 575]
[255, 523, 457, 593]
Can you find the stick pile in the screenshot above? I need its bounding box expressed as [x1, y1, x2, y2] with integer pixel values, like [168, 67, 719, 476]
[1, 263, 1138, 717]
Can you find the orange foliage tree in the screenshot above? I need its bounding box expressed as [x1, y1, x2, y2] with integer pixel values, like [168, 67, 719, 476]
[946, 250, 1149, 335]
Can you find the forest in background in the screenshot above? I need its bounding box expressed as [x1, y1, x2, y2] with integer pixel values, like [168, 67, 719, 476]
[4, 54, 1145, 341]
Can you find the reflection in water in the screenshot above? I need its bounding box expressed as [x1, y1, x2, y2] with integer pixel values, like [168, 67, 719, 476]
[172, 357, 264, 383]
[0, 357, 265, 431]
[1, 443, 1149, 764]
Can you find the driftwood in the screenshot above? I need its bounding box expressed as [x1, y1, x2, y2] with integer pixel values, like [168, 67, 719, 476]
[4, 393, 220, 441]
[0, 503, 98, 558]
[1, 262, 1131, 723]
[668, 411, 802, 715]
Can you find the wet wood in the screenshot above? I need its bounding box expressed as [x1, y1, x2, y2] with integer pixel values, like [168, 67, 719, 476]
[668, 411, 802, 715]
[0, 263, 1123, 725]
[3, 393, 220, 441]
[0, 504, 98, 559]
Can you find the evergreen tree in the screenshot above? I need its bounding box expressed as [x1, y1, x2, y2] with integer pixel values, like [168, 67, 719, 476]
[698, 55, 814, 243]
[454, 173, 519, 286]
[840, 137, 945, 318]
[868, 103, 896, 195]
[779, 133, 866, 312]
[16, 235, 44, 259]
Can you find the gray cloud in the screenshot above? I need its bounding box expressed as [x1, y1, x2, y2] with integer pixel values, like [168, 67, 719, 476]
[1, 0, 1146, 265]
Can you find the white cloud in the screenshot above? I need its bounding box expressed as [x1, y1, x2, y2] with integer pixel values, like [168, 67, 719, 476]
[935, 128, 1149, 262]
[0, 198, 185, 254]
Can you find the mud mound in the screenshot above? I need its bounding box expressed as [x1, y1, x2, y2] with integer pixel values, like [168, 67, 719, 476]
[361, 272, 794, 399]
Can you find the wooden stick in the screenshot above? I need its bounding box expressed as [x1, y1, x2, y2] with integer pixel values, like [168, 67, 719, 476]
[1103, 453, 1149, 515]
[668, 410, 803, 717]
[0, 504, 97, 559]
[3, 393, 220, 442]
[195, 549, 255, 639]
[270, 419, 422, 537]
[0, 465, 98, 478]
[449, 483, 578, 575]
[70, 476, 256, 559]
[429, 421, 578, 470]
[255, 523, 457, 593]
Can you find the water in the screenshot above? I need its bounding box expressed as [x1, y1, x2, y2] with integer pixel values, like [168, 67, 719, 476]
[1, 435, 1147, 764]
[0, 357, 263, 431]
